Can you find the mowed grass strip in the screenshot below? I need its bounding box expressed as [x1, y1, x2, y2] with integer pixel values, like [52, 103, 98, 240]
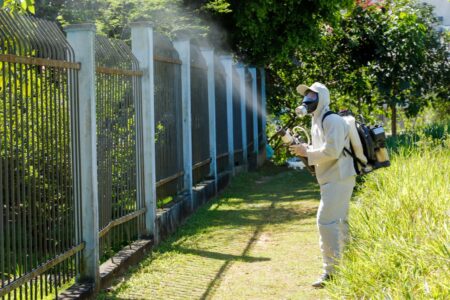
[99, 164, 330, 299]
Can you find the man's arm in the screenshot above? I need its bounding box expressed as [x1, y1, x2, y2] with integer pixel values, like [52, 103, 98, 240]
[307, 116, 346, 165]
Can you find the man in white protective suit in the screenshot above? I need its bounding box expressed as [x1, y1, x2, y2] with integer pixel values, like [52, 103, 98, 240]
[289, 82, 356, 288]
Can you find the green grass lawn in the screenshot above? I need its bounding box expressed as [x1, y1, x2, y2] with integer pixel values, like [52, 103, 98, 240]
[99, 164, 330, 299]
[98, 124, 450, 299]
[328, 127, 450, 299]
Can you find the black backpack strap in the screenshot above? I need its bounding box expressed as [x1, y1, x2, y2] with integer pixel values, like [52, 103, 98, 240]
[343, 147, 367, 168]
[321, 111, 336, 130]
[321, 110, 367, 169]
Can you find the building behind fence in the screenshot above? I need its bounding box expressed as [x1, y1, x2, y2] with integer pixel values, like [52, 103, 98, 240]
[0, 12, 267, 299]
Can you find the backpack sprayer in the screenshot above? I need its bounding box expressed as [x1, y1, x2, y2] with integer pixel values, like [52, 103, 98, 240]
[275, 125, 316, 176]
[274, 109, 390, 177]
[322, 110, 390, 175]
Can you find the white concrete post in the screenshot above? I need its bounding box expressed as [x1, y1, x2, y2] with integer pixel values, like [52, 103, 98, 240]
[130, 22, 158, 242]
[65, 24, 99, 286]
[236, 64, 248, 165]
[173, 38, 193, 209]
[248, 67, 259, 156]
[199, 48, 217, 192]
[220, 55, 235, 174]
[260, 67, 267, 145]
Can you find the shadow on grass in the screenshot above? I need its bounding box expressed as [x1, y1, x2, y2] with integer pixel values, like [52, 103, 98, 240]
[100, 164, 320, 299]
[170, 246, 271, 263]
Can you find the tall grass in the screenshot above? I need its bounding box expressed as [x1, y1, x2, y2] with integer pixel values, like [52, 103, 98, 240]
[328, 125, 450, 299]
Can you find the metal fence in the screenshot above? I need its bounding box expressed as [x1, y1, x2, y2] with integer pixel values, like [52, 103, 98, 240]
[257, 69, 264, 150]
[232, 67, 244, 166]
[0, 13, 266, 298]
[153, 33, 184, 205]
[190, 44, 210, 185]
[0, 12, 82, 299]
[214, 57, 228, 174]
[245, 70, 254, 155]
[95, 35, 145, 261]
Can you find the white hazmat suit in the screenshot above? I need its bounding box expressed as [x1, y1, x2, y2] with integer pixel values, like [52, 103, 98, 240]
[298, 82, 356, 275]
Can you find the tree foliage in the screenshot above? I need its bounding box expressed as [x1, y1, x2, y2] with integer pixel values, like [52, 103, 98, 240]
[185, 0, 354, 65]
[1, 0, 35, 13]
[267, 0, 449, 142]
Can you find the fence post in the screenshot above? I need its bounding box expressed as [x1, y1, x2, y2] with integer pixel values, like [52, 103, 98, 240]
[220, 55, 235, 175]
[130, 22, 158, 243]
[260, 67, 267, 146]
[236, 64, 248, 166]
[173, 37, 194, 210]
[248, 67, 259, 157]
[199, 47, 217, 192]
[65, 24, 100, 287]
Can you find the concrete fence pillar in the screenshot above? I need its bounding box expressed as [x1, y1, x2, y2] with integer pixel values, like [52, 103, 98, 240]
[130, 22, 158, 243]
[65, 24, 100, 287]
[220, 55, 235, 175]
[199, 47, 217, 193]
[248, 67, 258, 157]
[236, 64, 248, 166]
[173, 38, 194, 210]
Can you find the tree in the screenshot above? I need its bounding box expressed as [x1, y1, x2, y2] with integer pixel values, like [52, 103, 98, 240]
[266, 0, 449, 141]
[1, 0, 35, 13]
[353, 1, 449, 135]
[184, 0, 354, 65]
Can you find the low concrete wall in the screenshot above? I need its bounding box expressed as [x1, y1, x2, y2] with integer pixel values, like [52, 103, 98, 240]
[217, 170, 232, 191]
[59, 163, 265, 299]
[156, 179, 216, 242]
[58, 240, 153, 300]
[59, 179, 219, 299]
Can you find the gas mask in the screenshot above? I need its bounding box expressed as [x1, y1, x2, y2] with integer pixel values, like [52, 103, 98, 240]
[295, 92, 319, 117]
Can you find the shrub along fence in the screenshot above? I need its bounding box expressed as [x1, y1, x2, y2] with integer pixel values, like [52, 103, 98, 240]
[0, 14, 267, 299]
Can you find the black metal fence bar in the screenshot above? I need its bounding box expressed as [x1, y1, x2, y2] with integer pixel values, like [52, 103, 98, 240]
[0, 11, 82, 299]
[232, 67, 243, 166]
[95, 35, 144, 261]
[246, 71, 254, 154]
[257, 69, 264, 149]
[153, 33, 184, 204]
[215, 57, 228, 173]
[190, 44, 210, 185]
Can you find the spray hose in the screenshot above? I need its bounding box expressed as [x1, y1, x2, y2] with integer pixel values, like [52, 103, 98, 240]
[292, 126, 311, 145]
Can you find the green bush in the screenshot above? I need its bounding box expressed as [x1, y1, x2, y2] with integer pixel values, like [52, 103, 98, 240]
[328, 127, 450, 299]
[386, 121, 449, 154]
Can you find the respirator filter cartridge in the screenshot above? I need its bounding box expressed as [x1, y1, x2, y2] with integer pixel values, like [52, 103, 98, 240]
[295, 105, 308, 117]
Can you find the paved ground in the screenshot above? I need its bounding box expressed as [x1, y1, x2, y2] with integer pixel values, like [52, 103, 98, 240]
[100, 164, 330, 299]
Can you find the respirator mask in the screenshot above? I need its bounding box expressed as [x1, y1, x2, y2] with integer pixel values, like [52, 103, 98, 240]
[295, 92, 319, 117]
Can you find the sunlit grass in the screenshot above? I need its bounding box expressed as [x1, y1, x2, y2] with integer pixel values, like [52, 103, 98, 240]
[98, 163, 328, 299]
[328, 126, 450, 299]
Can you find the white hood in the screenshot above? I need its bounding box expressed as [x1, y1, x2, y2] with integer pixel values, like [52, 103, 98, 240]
[298, 82, 357, 184]
[296, 81, 331, 118]
[309, 82, 330, 118]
